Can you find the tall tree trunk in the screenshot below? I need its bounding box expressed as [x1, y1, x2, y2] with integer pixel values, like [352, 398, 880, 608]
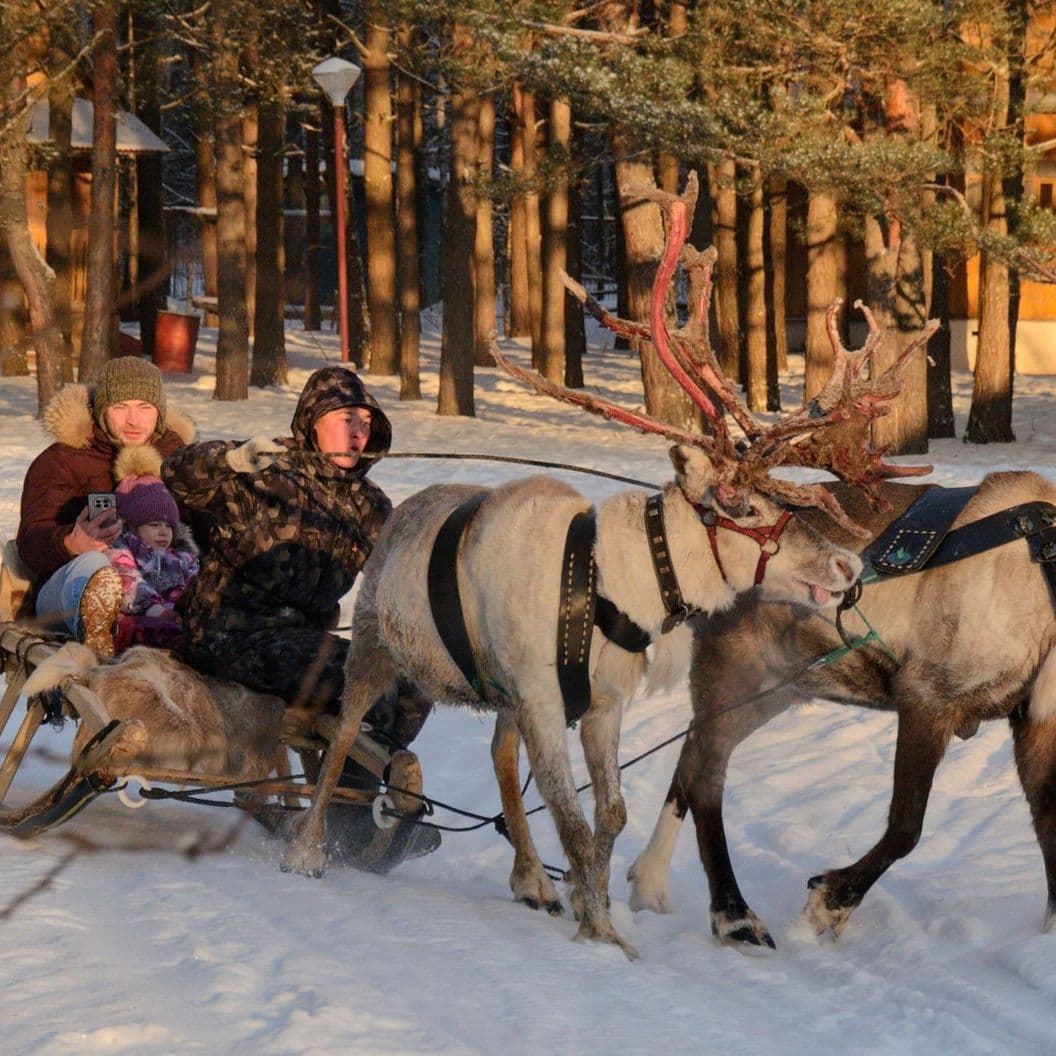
[768, 174, 788, 375]
[515, 86, 543, 365]
[131, 3, 167, 363]
[45, 69, 74, 378]
[195, 112, 219, 327]
[0, 246, 29, 377]
[966, 6, 1023, 444]
[396, 22, 421, 399]
[804, 189, 839, 402]
[709, 153, 739, 380]
[927, 245, 956, 438]
[212, 19, 249, 400]
[507, 85, 531, 339]
[864, 80, 929, 454]
[564, 148, 585, 388]
[744, 163, 766, 410]
[540, 97, 570, 384]
[284, 112, 306, 317]
[251, 97, 286, 386]
[364, 1, 399, 373]
[304, 119, 321, 331]
[242, 104, 258, 338]
[1, 75, 65, 407]
[80, 1, 118, 380]
[473, 92, 496, 366]
[439, 39, 478, 417]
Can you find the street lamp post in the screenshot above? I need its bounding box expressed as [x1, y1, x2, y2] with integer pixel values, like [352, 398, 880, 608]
[312, 57, 362, 364]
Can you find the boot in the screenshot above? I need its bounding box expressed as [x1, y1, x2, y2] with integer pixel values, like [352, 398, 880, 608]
[78, 566, 123, 659]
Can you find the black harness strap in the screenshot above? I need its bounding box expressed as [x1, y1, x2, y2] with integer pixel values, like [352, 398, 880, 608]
[595, 596, 651, 654]
[427, 491, 490, 695]
[864, 487, 978, 575]
[645, 493, 698, 633]
[864, 489, 1056, 584]
[556, 511, 598, 722]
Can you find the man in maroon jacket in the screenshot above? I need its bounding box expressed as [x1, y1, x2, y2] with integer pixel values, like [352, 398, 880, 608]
[16, 357, 195, 656]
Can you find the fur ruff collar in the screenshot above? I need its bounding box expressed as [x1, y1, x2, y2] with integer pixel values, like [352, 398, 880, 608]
[42, 383, 197, 450]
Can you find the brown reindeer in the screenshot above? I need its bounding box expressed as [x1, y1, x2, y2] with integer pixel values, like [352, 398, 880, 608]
[281, 174, 933, 959]
[627, 313, 1056, 947]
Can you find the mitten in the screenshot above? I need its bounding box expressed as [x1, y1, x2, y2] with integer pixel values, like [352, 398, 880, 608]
[226, 436, 286, 474]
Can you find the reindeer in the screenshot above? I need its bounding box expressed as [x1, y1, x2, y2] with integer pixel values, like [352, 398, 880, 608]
[280, 174, 926, 959]
[627, 305, 1056, 949]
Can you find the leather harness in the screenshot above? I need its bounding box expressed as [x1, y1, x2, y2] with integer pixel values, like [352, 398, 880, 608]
[861, 487, 1056, 600]
[426, 490, 795, 722]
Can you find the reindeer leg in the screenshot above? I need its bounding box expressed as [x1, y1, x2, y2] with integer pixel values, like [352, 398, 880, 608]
[579, 699, 625, 909]
[1012, 648, 1056, 931]
[490, 710, 563, 915]
[517, 703, 637, 959]
[805, 685, 949, 938]
[281, 645, 396, 879]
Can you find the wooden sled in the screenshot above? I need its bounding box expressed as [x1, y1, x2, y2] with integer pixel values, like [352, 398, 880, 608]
[0, 539, 431, 872]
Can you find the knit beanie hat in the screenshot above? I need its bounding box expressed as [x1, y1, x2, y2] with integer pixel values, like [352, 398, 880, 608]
[93, 357, 166, 434]
[115, 474, 180, 531]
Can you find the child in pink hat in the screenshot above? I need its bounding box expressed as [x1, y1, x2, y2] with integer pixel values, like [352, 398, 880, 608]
[108, 447, 199, 650]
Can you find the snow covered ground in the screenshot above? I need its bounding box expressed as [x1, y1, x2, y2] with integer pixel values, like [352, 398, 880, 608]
[1, 318, 1055, 1056]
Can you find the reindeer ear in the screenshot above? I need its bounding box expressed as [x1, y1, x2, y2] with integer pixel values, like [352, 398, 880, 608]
[669, 444, 718, 501]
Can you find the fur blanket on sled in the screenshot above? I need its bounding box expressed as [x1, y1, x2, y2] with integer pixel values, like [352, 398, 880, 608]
[23, 643, 285, 779]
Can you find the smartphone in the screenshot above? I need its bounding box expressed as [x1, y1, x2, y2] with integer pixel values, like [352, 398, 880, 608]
[87, 492, 117, 517]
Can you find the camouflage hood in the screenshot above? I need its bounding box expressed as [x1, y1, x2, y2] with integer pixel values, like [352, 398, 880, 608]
[290, 367, 392, 461]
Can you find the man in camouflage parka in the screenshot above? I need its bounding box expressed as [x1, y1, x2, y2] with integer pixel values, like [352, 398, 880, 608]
[162, 367, 428, 747]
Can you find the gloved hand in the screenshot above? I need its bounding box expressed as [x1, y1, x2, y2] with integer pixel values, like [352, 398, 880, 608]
[226, 436, 286, 474]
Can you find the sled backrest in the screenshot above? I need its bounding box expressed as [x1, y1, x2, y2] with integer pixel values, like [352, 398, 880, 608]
[0, 539, 35, 623]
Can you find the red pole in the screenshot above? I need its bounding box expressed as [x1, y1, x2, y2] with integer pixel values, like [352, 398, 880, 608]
[333, 103, 351, 364]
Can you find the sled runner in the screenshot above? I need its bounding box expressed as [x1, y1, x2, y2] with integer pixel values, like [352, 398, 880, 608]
[0, 539, 434, 873]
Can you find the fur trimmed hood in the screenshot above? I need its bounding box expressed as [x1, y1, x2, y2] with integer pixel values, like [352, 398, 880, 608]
[42, 383, 197, 450]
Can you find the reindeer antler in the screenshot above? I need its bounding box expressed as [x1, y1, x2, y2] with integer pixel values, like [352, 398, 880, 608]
[492, 171, 937, 535]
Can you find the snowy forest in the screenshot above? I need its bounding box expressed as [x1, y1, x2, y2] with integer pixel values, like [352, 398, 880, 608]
[3, 0, 1056, 450]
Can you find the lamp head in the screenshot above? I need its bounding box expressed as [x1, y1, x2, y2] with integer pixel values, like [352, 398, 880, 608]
[312, 57, 362, 106]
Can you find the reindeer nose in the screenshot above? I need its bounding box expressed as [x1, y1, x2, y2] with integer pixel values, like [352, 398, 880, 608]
[832, 554, 861, 585]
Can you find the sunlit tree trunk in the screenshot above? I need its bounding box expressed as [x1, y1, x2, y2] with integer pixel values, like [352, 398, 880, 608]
[212, 17, 249, 400]
[364, 0, 399, 373]
[473, 92, 496, 366]
[744, 163, 766, 410]
[438, 26, 477, 417]
[396, 21, 421, 399]
[540, 96, 570, 384]
[507, 85, 531, 339]
[251, 97, 286, 386]
[709, 153, 739, 380]
[1, 73, 64, 407]
[80, 1, 119, 379]
[804, 189, 839, 402]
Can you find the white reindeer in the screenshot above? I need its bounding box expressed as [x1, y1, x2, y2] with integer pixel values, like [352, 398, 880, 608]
[282, 175, 932, 959]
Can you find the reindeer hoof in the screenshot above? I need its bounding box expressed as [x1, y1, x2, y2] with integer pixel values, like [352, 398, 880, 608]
[518, 894, 565, 916]
[573, 921, 638, 961]
[711, 910, 775, 949]
[627, 862, 673, 914]
[804, 875, 854, 938]
[280, 842, 326, 879]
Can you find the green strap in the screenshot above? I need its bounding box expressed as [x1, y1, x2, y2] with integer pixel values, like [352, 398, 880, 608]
[811, 604, 899, 669]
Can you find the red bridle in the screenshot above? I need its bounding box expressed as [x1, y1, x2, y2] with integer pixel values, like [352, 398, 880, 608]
[697, 506, 794, 586]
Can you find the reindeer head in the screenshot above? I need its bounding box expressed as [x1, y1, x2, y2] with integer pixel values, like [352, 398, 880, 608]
[490, 169, 938, 543]
[670, 444, 861, 610]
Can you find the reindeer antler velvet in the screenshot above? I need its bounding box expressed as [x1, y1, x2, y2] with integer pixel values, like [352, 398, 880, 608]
[491, 172, 937, 536]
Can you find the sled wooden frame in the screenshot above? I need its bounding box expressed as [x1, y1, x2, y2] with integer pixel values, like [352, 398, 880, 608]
[0, 542, 424, 851]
